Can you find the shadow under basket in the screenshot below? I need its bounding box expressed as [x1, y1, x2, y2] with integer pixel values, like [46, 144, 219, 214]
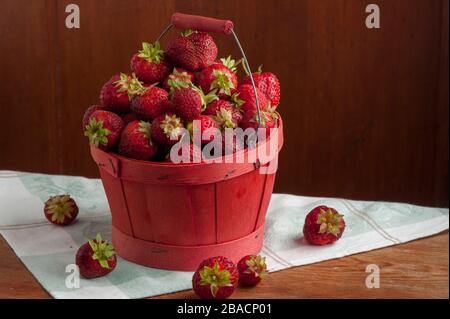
[90, 119, 283, 271]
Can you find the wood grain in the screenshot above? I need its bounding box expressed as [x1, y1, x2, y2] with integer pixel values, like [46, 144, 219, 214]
[0, 232, 447, 299]
[0, 0, 448, 206]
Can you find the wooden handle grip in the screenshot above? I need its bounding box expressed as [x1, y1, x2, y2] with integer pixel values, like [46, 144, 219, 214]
[171, 13, 234, 35]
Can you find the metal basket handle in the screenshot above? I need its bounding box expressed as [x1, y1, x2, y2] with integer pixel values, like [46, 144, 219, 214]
[156, 13, 262, 130]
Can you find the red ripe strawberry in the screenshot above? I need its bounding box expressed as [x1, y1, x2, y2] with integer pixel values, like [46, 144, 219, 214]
[240, 110, 279, 130]
[163, 67, 194, 92]
[192, 256, 238, 299]
[233, 84, 268, 121]
[121, 112, 138, 125]
[44, 195, 78, 226]
[118, 120, 158, 160]
[100, 73, 147, 114]
[187, 115, 220, 144]
[76, 233, 117, 279]
[237, 255, 269, 286]
[84, 110, 124, 151]
[82, 105, 104, 129]
[172, 85, 218, 121]
[303, 206, 346, 245]
[151, 113, 185, 145]
[241, 70, 281, 108]
[166, 142, 202, 164]
[204, 99, 243, 129]
[166, 30, 218, 71]
[130, 86, 169, 121]
[130, 42, 172, 84]
[196, 56, 240, 99]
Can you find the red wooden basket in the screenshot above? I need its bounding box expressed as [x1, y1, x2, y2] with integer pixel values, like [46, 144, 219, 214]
[90, 13, 284, 271]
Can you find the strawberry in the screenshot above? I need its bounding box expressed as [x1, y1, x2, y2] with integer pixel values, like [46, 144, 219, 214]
[196, 56, 240, 99]
[240, 110, 279, 131]
[118, 120, 158, 160]
[82, 105, 104, 129]
[75, 233, 117, 279]
[233, 84, 267, 122]
[203, 99, 243, 129]
[187, 115, 220, 144]
[120, 112, 138, 125]
[151, 113, 185, 145]
[237, 255, 268, 286]
[303, 206, 346, 245]
[130, 86, 169, 120]
[241, 68, 281, 108]
[84, 110, 124, 151]
[192, 256, 238, 299]
[100, 73, 146, 114]
[130, 42, 172, 84]
[163, 67, 194, 92]
[166, 30, 218, 71]
[166, 142, 202, 164]
[44, 195, 78, 226]
[172, 84, 218, 121]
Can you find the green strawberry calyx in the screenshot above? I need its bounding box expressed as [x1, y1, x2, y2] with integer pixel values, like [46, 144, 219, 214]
[230, 92, 245, 110]
[242, 60, 263, 76]
[220, 55, 242, 73]
[210, 70, 235, 96]
[244, 255, 268, 278]
[88, 233, 116, 269]
[168, 69, 193, 87]
[138, 121, 153, 145]
[181, 29, 195, 37]
[191, 85, 218, 110]
[138, 41, 164, 64]
[113, 73, 147, 100]
[45, 195, 75, 223]
[317, 208, 344, 236]
[160, 114, 184, 140]
[199, 261, 232, 298]
[84, 117, 110, 147]
[213, 107, 236, 129]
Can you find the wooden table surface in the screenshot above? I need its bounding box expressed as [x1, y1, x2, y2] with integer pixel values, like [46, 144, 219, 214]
[0, 232, 448, 299]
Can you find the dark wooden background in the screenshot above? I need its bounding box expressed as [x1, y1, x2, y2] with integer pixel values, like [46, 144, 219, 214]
[0, 0, 448, 207]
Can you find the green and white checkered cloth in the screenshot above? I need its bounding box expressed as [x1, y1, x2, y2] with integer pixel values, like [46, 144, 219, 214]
[0, 170, 448, 299]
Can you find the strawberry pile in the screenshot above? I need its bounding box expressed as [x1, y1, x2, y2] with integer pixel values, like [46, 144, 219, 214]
[82, 30, 281, 162]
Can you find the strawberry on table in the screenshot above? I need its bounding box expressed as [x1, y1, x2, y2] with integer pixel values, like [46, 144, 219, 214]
[118, 120, 158, 160]
[162, 67, 194, 92]
[203, 99, 243, 129]
[187, 115, 220, 144]
[131, 85, 169, 121]
[44, 195, 78, 226]
[100, 73, 147, 114]
[84, 110, 124, 151]
[131, 41, 172, 84]
[196, 56, 240, 99]
[192, 256, 238, 299]
[166, 29, 218, 71]
[172, 84, 218, 121]
[237, 255, 268, 286]
[303, 206, 346, 245]
[76, 233, 117, 279]
[241, 67, 281, 108]
[151, 113, 185, 145]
